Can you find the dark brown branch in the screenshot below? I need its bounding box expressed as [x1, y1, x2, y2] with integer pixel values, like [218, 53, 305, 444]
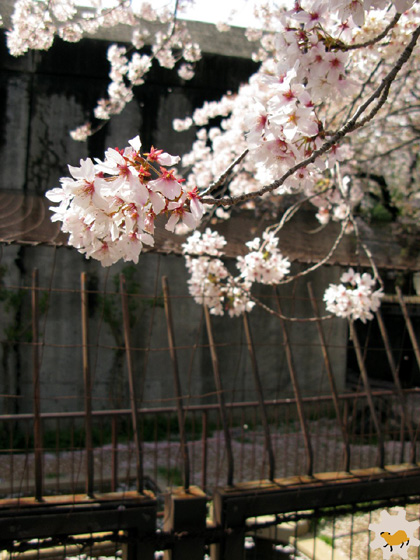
[200, 149, 249, 196]
[355, 137, 420, 163]
[202, 23, 420, 207]
[333, 12, 401, 51]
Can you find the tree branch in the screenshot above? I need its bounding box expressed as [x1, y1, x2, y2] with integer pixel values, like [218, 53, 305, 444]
[200, 149, 249, 196]
[202, 23, 420, 207]
[333, 12, 401, 51]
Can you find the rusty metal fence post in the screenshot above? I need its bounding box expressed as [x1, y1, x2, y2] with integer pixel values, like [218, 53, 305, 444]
[203, 305, 234, 487]
[243, 312, 275, 481]
[276, 292, 314, 477]
[349, 321, 385, 469]
[307, 282, 351, 472]
[396, 286, 420, 371]
[162, 276, 190, 491]
[81, 272, 94, 497]
[32, 269, 43, 501]
[376, 307, 416, 464]
[120, 274, 144, 493]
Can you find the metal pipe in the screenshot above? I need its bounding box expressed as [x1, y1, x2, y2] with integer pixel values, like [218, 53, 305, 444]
[111, 415, 118, 492]
[243, 312, 275, 480]
[1, 388, 418, 422]
[203, 305, 234, 486]
[201, 410, 208, 492]
[81, 272, 94, 497]
[276, 292, 314, 477]
[396, 286, 420, 373]
[32, 268, 43, 501]
[376, 308, 416, 464]
[120, 274, 143, 493]
[307, 282, 351, 472]
[162, 276, 190, 490]
[349, 321, 385, 469]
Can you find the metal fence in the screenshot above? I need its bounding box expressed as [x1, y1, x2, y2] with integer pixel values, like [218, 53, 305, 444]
[1, 263, 420, 559]
[0, 389, 419, 499]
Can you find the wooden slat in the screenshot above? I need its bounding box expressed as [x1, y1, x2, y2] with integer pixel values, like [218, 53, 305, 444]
[0, 492, 157, 542]
[214, 465, 420, 528]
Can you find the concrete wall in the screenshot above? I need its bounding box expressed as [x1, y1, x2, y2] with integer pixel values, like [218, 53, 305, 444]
[0, 28, 348, 414]
[0, 242, 348, 414]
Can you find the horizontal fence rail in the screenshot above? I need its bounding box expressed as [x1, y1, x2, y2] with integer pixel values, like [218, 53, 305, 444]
[1, 266, 420, 558]
[0, 390, 419, 499]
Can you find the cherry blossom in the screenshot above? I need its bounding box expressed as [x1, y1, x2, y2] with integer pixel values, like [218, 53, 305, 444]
[236, 232, 291, 285]
[182, 229, 292, 317]
[11, 0, 418, 321]
[182, 229, 255, 317]
[324, 268, 384, 322]
[46, 136, 202, 266]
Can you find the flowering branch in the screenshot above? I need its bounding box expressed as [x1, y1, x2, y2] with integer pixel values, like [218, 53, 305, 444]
[334, 11, 401, 51]
[28, 0, 420, 323]
[202, 22, 420, 208]
[200, 149, 249, 196]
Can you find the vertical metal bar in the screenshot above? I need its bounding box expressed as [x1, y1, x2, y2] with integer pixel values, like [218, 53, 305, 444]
[203, 305, 234, 487]
[55, 418, 60, 494]
[32, 268, 43, 501]
[239, 409, 245, 480]
[376, 307, 416, 463]
[81, 272, 94, 497]
[349, 321, 385, 469]
[111, 415, 118, 492]
[201, 410, 208, 492]
[307, 283, 351, 472]
[70, 419, 75, 492]
[120, 274, 143, 493]
[242, 312, 275, 480]
[396, 286, 420, 371]
[276, 293, 314, 476]
[162, 276, 190, 491]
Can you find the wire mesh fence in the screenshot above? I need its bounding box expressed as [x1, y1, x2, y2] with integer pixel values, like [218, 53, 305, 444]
[0, 390, 419, 500]
[1, 251, 420, 559]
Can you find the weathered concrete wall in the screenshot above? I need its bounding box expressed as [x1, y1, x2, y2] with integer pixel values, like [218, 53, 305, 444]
[0, 242, 347, 414]
[0, 28, 258, 194]
[0, 27, 349, 414]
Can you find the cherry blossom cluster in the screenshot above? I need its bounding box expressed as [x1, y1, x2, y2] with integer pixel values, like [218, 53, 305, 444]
[176, 2, 363, 199]
[46, 136, 203, 266]
[177, 1, 418, 227]
[323, 268, 384, 322]
[182, 228, 291, 316]
[182, 229, 255, 317]
[310, 175, 363, 228]
[13, 0, 420, 323]
[83, 23, 200, 131]
[236, 232, 291, 285]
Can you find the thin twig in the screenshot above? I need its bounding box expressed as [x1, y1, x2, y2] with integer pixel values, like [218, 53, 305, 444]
[260, 185, 334, 253]
[202, 24, 420, 208]
[200, 149, 249, 196]
[334, 12, 401, 51]
[276, 217, 351, 287]
[349, 213, 385, 290]
[250, 293, 334, 322]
